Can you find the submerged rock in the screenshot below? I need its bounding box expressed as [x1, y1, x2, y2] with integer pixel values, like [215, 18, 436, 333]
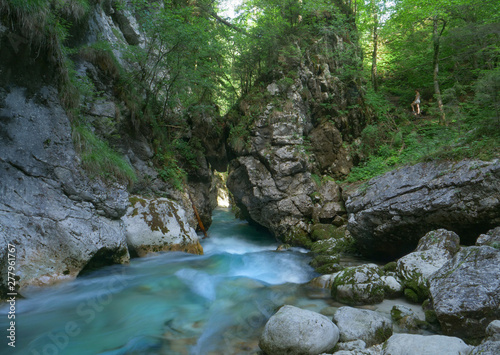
[429, 246, 500, 339]
[345, 160, 500, 259]
[333, 307, 393, 346]
[381, 334, 471, 355]
[122, 196, 203, 256]
[396, 229, 460, 302]
[259, 305, 339, 355]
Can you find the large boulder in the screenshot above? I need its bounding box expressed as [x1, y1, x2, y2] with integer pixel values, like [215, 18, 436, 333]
[333, 307, 393, 346]
[0, 87, 130, 294]
[429, 246, 500, 339]
[122, 196, 203, 256]
[331, 264, 385, 305]
[345, 160, 500, 259]
[396, 229, 460, 302]
[259, 305, 339, 355]
[381, 334, 471, 355]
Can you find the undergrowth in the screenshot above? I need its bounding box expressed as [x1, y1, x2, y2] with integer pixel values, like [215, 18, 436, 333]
[345, 88, 500, 182]
[72, 125, 137, 185]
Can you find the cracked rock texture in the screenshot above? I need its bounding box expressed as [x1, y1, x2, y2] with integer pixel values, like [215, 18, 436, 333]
[226, 28, 368, 245]
[0, 87, 130, 293]
[345, 159, 500, 259]
[429, 246, 500, 339]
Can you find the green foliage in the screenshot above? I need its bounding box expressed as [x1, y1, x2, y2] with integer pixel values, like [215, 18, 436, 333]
[155, 150, 187, 191]
[72, 125, 137, 184]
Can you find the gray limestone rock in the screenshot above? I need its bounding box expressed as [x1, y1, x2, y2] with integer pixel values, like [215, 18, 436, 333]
[259, 305, 339, 355]
[345, 160, 500, 259]
[429, 246, 500, 339]
[396, 229, 460, 302]
[476, 226, 500, 248]
[331, 264, 386, 305]
[122, 196, 203, 256]
[381, 334, 470, 355]
[333, 307, 393, 346]
[0, 87, 130, 293]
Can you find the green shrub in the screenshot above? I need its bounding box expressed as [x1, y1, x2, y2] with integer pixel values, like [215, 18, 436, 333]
[72, 125, 136, 185]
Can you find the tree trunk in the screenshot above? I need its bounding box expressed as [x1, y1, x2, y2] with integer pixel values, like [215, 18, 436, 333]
[371, 9, 379, 91]
[433, 16, 446, 125]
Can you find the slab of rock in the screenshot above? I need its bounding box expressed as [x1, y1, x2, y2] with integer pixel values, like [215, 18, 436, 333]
[381, 334, 471, 355]
[429, 246, 500, 338]
[396, 229, 460, 302]
[333, 307, 392, 346]
[345, 160, 500, 259]
[331, 264, 385, 305]
[259, 305, 339, 355]
[122, 196, 203, 256]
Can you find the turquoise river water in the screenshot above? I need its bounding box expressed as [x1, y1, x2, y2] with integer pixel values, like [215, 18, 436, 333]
[1, 208, 339, 355]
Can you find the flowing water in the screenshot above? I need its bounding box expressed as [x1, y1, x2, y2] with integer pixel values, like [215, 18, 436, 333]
[1, 208, 336, 355]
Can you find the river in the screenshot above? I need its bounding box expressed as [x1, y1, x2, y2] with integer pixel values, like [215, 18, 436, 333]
[2, 208, 336, 354]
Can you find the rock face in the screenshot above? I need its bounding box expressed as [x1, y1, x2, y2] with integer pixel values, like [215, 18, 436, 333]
[381, 334, 471, 355]
[345, 159, 500, 259]
[333, 307, 393, 346]
[122, 196, 203, 256]
[0, 2, 218, 294]
[0, 86, 130, 293]
[259, 305, 339, 355]
[226, 19, 369, 245]
[396, 229, 460, 302]
[429, 246, 500, 339]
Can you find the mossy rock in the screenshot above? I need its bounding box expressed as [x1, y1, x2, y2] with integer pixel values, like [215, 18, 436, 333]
[311, 224, 338, 241]
[403, 288, 420, 303]
[383, 262, 397, 273]
[283, 227, 312, 248]
[403, 279, 429, 302]
[331, 264, 385, 305]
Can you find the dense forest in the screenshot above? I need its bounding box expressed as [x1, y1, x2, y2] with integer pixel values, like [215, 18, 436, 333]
[2, 0, 498, 188]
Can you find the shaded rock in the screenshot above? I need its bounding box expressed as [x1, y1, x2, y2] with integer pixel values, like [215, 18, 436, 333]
[429, 246, 500, 339]
[333, 307, 392, 347]
[345, 160, 500, 259]
[331, 264, 385, 305]
[309, 121, 352, 177]
[259, 305, 339, 355]
[381, 334, 471, 355]
[476, 226, 500, 248]
[390, 305, 423, 333]
[469, 320, 500, 354]
[122, 196, 203, 257]
[396, 229, 460, 302]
